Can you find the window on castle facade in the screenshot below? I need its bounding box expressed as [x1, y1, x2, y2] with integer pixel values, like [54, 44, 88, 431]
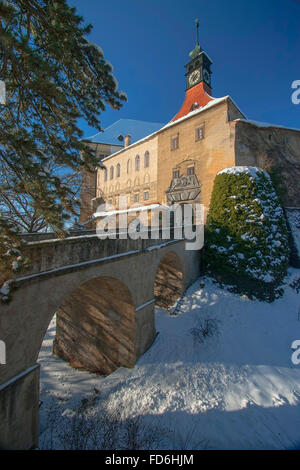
[134, 193, 139, 202]
[135, 155, 140, 171]
[127, 159, 131, 174]
[104, 168, 107, 182]
[144, 151, 150, 168]
[116, 163, 120, 177]
[187, 166, 195, 176]
[195, 125, 204, 141]
[173, 169, 179, 179]
[171, 135, 179, 150]
[110, 166, 114, 179]
[144, 191, 149, 201]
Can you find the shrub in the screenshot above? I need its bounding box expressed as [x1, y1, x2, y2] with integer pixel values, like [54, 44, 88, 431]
[205, 166, 290, 301]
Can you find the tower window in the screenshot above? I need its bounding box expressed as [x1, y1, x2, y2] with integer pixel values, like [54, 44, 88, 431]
[187, 167, 195, 176]
[173, 170, 179, 179]
[195, 125, 205, 141]
[171, 135, 179, 150]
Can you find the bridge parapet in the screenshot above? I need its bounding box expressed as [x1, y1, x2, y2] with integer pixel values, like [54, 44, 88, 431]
[19, 228, 183, 278]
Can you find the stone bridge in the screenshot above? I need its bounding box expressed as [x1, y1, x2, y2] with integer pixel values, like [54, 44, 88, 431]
[0, 229, 202, 449]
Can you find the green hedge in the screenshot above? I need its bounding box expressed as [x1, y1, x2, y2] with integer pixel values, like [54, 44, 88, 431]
[205, 167, 290, 301]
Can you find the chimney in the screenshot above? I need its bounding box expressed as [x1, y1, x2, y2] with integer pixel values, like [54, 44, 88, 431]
[124, 135, 131, 147]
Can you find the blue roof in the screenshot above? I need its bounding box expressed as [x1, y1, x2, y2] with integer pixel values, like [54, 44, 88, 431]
[87, 118, 165, 146]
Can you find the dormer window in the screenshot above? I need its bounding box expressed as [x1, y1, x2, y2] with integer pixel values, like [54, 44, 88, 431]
[190, 102, 199, 112]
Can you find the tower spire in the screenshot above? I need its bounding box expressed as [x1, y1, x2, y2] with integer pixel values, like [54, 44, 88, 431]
[195, 18, 199, 47]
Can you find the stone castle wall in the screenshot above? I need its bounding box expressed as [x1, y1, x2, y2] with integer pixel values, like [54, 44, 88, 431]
[233, 120, 300, 207]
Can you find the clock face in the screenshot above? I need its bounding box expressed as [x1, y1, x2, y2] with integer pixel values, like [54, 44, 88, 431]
[203, 69, 211, 84]
[188, 69, 200, 86]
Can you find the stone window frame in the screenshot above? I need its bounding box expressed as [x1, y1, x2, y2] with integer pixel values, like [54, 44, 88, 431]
[127, 159, 131, 174]
[144, 191, 149, 201]
[116, 163, 121, 178]
[134, 193, 139, 203]
[104, 167, 108, 182]
[171, 133, 179, 151]
[110, 166, 114, 180]
[195, 124, 205, 141]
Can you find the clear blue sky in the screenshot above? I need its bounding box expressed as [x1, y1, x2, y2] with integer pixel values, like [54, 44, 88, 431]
[68, 0, 300, 138]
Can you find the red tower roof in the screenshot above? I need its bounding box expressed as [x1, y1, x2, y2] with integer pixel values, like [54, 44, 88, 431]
[171, 81, 214, 122]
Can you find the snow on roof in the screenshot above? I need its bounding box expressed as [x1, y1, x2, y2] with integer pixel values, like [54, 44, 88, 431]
[217, 166, 271, 179]
[162, 95, 229, 131]
[101, 96, 231, 163]
[86, 119, 165, 146]
[235, 118, 300, 133]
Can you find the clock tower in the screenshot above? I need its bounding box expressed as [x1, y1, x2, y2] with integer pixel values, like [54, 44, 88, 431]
[185, 43, 212, 91]
[171, 20, 214, 122]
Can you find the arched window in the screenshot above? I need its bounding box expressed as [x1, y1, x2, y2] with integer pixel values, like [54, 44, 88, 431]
[116, 163, 120, 178]
[110, 166, 114, 180]
[104, 168, 107, 182]
[127, 159, 131, 174]
[144, 151, 150, 168]
[135, 155, 140, 171]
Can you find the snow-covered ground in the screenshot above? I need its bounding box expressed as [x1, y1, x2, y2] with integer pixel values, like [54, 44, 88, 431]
[38, 269, 300, 450]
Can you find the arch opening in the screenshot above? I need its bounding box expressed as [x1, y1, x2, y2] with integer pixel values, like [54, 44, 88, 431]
[154, 252, 184, 309]
[50, 276, 135, 375]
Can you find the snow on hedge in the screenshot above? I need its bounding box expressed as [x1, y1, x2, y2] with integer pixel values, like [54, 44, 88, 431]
[285, 209, 300, 259]
[205, 166, 290, 300]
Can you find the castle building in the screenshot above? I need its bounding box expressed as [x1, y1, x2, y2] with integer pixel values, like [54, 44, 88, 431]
[80, 33, 300, 225]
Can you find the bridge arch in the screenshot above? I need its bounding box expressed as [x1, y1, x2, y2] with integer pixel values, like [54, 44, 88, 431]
[154, 251, 184, 309]
[0, 235, 201, 449]
[51, 276, 135, 375]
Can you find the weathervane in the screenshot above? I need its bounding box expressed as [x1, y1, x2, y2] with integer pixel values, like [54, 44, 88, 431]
[195, 18, 199, 47]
